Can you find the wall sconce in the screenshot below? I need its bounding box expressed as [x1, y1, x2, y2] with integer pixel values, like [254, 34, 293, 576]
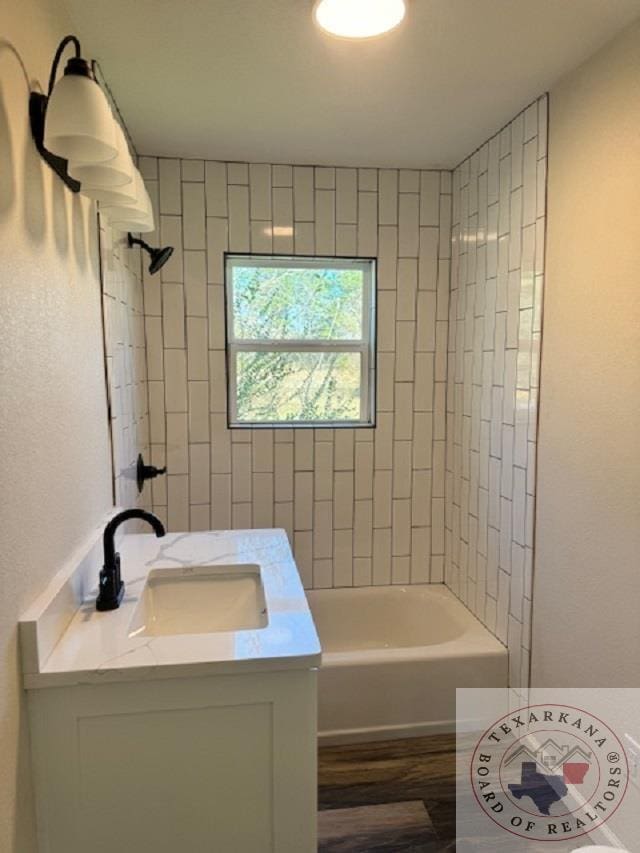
[30, 34, 156, 236]
[29, 35, 115, 192]
[101, 171, 155, 232]
[68, 123, 134, 190]
[128, 234, 174, 276]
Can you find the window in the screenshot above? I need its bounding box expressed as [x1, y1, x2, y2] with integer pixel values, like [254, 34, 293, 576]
[225, 255, 376, 428]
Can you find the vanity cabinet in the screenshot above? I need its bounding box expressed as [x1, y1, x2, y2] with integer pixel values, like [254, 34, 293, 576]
[28, 667, 317, 853]
[22, 527, 321, 853]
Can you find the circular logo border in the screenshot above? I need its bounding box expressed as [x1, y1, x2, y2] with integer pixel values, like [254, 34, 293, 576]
[469, 703, 630, 842]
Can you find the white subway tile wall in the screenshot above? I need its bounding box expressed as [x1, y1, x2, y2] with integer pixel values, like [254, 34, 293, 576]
[99, 218, 151, 513]
[445, 96, 547, 688]
[137, 156, 451, 588]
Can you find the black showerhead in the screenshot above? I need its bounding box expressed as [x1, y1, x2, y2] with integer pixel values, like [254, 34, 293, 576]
[147, 244, 174, 275]
[128, 233, 174, 275]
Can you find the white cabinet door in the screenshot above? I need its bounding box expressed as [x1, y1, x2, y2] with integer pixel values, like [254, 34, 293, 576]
[29, 670, 317, 853]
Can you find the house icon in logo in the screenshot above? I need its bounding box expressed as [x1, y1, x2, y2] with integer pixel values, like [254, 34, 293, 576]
[505, 739, 592, 788]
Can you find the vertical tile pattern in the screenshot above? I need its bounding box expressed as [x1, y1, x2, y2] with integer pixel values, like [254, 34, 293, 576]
[141, 156, 450, 588]
[445, 96, 547, 688]
[99, 216, 151, 514]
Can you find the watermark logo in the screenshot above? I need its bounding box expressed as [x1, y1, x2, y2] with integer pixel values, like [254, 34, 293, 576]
[471, 704, 629, 842]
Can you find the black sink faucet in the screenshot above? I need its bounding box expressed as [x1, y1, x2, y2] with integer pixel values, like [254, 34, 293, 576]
[96, 509, 166, 611]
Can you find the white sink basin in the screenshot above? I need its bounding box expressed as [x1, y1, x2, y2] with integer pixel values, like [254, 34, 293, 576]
[128, 564, 268, 637]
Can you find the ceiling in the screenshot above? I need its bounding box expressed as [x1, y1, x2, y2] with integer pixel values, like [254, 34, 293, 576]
[62, 0, 640, 168]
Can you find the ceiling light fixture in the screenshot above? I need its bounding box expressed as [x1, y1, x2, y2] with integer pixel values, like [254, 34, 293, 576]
[313, 0, 406, 39]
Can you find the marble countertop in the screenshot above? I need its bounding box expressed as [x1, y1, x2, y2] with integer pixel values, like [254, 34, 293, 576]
[21, 528, 321, 689]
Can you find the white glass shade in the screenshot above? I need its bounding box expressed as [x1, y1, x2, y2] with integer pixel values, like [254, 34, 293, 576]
[101, 171, 154, 232]
[106, 209, 154, 233]
[80, 158, 138, 205]
[82, 183, 137, 205]
[44, 73, 117, 163]
[313, 0, 405, 38]
[69, 122, 134, 189]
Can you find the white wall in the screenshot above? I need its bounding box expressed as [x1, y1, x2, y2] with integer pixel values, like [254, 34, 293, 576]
[138, 156, 452, 589]
[446, 98, 548, 689]
[0, 0, 115, 847]
[531, 19, 640, 685]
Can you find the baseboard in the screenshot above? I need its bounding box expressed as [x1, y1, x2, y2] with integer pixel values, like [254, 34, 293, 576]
[318, 718, 459, 746]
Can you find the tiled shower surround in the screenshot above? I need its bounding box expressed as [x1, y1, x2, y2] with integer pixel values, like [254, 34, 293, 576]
[100, 220, 151, 511]
[105, 97, 548, 684]
[136, 156, 452, 589]
[445, 96, 548, 688]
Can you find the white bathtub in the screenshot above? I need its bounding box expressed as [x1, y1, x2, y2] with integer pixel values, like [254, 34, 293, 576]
[306, 584, 507, 744]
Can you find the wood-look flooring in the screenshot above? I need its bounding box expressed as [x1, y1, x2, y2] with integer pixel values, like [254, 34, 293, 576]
[318, 733, 594, 852]
[317, 801, 440, 852]
[318, 734, 457, 852]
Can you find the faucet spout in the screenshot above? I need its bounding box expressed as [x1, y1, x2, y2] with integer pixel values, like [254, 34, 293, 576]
[97, 509, 166, 611]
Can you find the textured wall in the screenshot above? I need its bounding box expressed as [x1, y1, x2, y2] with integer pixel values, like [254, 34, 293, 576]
[532, 20, 640, 687]
[445, 97, 548, 689]
[137, 156, 451, 588]
[0, 0, 114, 848]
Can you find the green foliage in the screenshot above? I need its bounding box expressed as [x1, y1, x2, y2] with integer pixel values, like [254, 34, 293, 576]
[236, 351, 361, 423]
[230, 263, 365, 423]
[232, 266, 363, 341]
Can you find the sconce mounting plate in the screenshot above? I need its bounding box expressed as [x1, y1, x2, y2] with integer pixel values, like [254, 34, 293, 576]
[29, 92, 81, 193]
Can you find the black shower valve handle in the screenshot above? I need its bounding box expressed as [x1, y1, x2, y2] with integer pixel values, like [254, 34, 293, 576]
[136, 453, 167, 494]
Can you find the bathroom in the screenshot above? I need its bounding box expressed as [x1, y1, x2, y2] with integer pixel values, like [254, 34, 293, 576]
[1, 0, 639, 850]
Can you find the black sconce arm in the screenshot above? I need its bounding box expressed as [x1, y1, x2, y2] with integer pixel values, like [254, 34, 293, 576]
[47, 35, 81, 96]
